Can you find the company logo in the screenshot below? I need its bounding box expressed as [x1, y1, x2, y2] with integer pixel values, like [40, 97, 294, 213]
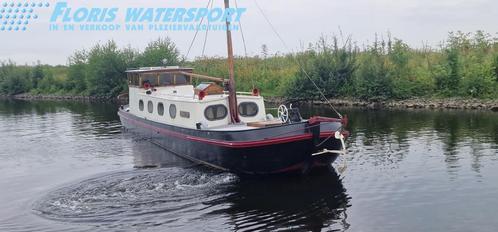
[0, 2, 48, 31]
[0, 1, 247, 32]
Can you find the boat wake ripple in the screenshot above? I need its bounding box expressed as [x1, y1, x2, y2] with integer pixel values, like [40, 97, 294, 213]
[33, 167, 237, 229]
[33, 168, 350, 231]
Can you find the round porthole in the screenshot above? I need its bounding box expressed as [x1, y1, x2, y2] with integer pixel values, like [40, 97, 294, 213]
[157, 103, 164, 116]
[147, 101, 154, 113]
[239, 102, 259, 117]
[169, 104, 177, 119]
[204, 104, 228, 121]
[139, 100, 144, 111]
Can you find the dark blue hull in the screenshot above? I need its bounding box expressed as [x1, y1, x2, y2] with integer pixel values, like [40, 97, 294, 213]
[118, 109, 345, 175]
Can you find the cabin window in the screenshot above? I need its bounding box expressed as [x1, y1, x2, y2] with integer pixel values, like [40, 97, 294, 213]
[180, 111, 190, 118]
[204, 105, 228, 121]
[175, 74, 188, 85]
[169, 104, 177, 119]
[159, 73, 174, 85]
[147, 101, 154, 113]
[142, 74, 158, 86]
[239, 102, 259, 117]
[134, 74, 140, 86]
[139, 100, 144, 111]
[128, 73, 140, 86]
[157, 103, 164, 116]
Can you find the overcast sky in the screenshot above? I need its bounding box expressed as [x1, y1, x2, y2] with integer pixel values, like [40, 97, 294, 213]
[1, 0, 497, 65]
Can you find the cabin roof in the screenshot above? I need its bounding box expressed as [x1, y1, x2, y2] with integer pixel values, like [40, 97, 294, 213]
[195, 82, 215, 91]
[126, 66, 193, 74]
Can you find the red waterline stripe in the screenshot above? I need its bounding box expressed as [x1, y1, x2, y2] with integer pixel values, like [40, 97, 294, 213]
[119, 112, 326, 148]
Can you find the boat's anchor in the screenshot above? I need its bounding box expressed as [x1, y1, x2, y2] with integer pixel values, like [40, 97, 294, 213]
[311, 131, 348, 174]
[311, 131, 347, 156]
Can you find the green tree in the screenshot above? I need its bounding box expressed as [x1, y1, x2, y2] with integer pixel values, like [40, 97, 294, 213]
[31, 62, 44, 89]
[388, 39, 413, 99]
[493, 53, 498, 82]
[287, 36, 357, 99]
[354, 49, 393, 100]
[85, 41, 127, 97]
[65, 50, 88, 94]
[433, 47, 460, 96]
[0, 62, 31, 95]
[136, 38, 181, 67]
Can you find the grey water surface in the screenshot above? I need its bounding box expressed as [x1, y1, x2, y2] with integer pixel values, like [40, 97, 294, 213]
[0, 99, 497, 232]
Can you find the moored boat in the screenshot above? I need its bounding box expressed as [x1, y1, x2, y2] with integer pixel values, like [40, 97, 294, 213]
[118, 0, 349, 175]
[118, 66, 348, 175]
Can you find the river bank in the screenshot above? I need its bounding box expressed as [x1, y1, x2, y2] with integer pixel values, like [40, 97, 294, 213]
[0, 93, 127, 103]
[265, 96, 498, 112]
[1, 93, 497, 112]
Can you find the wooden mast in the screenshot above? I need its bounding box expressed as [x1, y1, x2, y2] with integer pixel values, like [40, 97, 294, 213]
[224, 0, 240, 123]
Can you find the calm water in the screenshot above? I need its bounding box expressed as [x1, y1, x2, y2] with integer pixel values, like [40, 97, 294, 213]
[0, 99, 497, 232]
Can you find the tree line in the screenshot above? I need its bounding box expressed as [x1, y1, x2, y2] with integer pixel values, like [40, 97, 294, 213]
[0, 38, 181, 98]
[1, 31, 497, 100]
[287, 31, 498, 100]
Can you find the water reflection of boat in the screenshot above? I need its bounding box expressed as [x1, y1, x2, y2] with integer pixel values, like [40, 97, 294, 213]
[208, 171, 350, 231]
[131, 143, 350, 230]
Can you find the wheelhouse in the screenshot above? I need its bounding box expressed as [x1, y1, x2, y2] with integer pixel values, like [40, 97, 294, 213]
[124, 66, 266, 130]
[127, 67, 194, 88]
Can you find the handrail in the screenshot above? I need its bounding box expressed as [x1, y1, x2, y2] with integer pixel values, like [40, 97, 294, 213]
[223, 91, 254, 96]
[178, 71, 225, 83]
[308, 116, 348, 127]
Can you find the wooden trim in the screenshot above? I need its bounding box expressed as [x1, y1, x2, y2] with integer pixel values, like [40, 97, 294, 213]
[178, 71, 224, 83]
[131, 71, 224, 88]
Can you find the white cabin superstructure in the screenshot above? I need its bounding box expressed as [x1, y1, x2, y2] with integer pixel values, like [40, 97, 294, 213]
[126, 66, 266, 130]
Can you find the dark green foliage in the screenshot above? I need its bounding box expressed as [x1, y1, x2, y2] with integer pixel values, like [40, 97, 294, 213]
[65, 50, 88, 94]
[493, 54, 498, 82]
[136, 38, 181, 67]
[31, 62, 44, 89]
[85, 41, 128, 97]
[389, 39, 415, 99]
[0, 61, 32, 95]
[0, 38, 181, 97]
[286, 31, 497, 100]
[354, 46, 393, 100]
[434, 48, 460, 96]
[286, 36, 357, 99]
[190, 55, 297, 96]
[0, 32, 497, 99]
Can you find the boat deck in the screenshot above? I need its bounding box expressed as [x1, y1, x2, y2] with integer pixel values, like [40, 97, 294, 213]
[208, 120, 291, 131]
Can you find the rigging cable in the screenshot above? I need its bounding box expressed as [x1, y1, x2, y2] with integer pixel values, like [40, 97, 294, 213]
[234, 0, 248, 57]
[186, 0, 213, 59]
[202, 0, 215, 57]
[253, 0, 343, 119]
[234, 0, 255, 88]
